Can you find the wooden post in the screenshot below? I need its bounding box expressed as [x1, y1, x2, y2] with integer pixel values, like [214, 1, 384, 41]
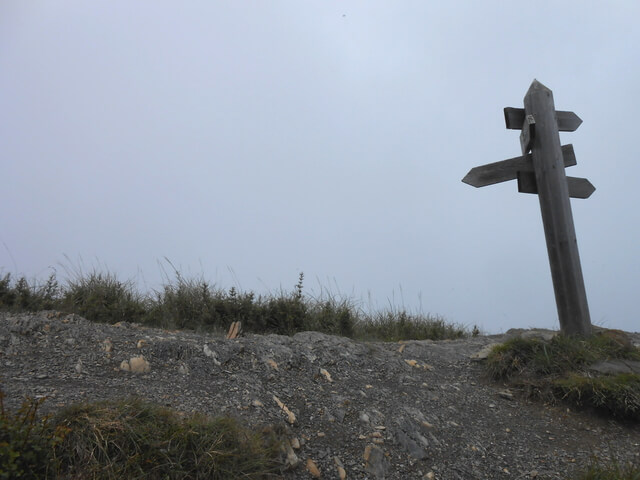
[523, 80, 591, 336]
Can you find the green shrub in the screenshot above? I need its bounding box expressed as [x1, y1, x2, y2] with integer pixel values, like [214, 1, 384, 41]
[0, 390, 68, 479]
[0, 273, 62, 312]
[61, 270, 147, 324]
[305, 298, 357, 338]
[144, 273, 220, 330]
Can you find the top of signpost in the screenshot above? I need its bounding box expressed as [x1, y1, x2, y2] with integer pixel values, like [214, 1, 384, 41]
[504, 81, 582, 133]
[526, 79, 550, 96]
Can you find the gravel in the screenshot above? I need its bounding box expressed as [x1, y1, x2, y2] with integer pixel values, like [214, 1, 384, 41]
[1, 311, 639, 480]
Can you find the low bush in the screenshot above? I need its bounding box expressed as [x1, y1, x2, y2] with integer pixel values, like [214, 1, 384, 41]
[0, 390, 69, 479]
[60, 270, 147, 324]
[0, 273, 61, 312]
[485, 333, 640, 420]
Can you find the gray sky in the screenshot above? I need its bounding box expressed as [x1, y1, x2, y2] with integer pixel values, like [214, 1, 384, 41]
[2, 1, 639, 334]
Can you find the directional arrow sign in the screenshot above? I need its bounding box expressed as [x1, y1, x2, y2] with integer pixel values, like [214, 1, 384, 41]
[517, 171, 596, 199]
[504, 107, 583, 132]
[462, 144, 576, 188]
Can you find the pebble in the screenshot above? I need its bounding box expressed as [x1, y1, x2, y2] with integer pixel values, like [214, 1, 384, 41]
[306, 458, 321, 478]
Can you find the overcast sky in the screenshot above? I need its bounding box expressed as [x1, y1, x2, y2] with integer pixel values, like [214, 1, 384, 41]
[2, 1, 639, 334]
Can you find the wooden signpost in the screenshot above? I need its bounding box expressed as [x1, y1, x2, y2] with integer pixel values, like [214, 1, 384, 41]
[463, 80, 594, 336]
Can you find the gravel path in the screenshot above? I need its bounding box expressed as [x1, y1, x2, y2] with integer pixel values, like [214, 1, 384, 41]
[1, 311, 638, 480]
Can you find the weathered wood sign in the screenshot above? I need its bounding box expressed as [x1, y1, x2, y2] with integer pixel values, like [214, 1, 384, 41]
[462, 80, 594, 336]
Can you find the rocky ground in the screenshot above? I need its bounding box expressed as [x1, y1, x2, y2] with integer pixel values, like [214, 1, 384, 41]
[1, 311, 639, 480]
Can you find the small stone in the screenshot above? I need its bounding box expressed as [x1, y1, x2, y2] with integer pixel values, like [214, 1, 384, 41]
[284, 444, 300, 469]
[136, 339, 147, 348]
[320, 368, 333, 382]
[363, 445, 373, 462]
[252, 399, 264, 408]
[306, 458, 321, 477]
[74, 360, 83, 374]
[405, 359, 418, 368]
[337, 466, 347, 479]
[120, 360, 131, 371]
[203, 345, 221, 366]
[291, 437, 301, 449]
[178, 363, 189, 375]
[363, 444, 389, 479]
[102, 339, 113, 352]
[273, 395, 296, 424]
[498, 389, 514, 400]
[317, 432, 325, 437]
[589, 359, 640, 375]
[129, 355, 151, 373]
[425, 472, 435, 480]
[266, 358, 279, 370]
[470, 343, 500, 361]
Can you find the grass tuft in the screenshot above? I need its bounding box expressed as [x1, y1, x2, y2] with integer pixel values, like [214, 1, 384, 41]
[60, 270, 148, 324]
[52, 397, 282, 479]
[355, 310, 466, 342]
[571, 458, 640, 480]
[554, 373, 640, 420]
[0, 387, 283, 479]
[0, 267, 466, 341]
[485, 334, 640, 420]
[0, 272, 62, 312]
[0, 389, 69, 479]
